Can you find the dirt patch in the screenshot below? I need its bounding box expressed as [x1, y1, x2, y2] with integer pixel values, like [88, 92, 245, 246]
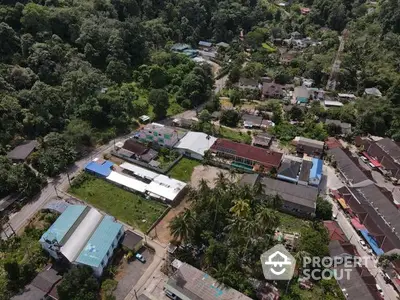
[190, 165, 230, 188]
[149, 165, 229, 244]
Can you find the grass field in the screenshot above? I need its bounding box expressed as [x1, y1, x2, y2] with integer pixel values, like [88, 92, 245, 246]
[69, 175, 167, 232]
[167, 158, 201, 182]
[276, 211, 310, 233]
[219, 127, 252, 144]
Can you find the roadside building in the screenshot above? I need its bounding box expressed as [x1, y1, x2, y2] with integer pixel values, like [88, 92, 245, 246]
[309, 158, 323, 187]
[293, 136, 325, 157]
[364, 87, 382, 97]
[210, 139, 283, 172]
[165, 259, 252, 300]
[40, 205, 123, 277]
[277, 158, 302, 183]
[85, 158, 114, 178]
[260, 177, 318, 217]
[6, 140, 38, 163]
[121, 230, 143, 253]
[119, 139, 158, 162]
[327, 147, 372, 186]
[238, 77, 260, 90]
[174, 131, 217, 160]
[262, 82, 284, 99]
[293, 86, 310, 104]
[137, 123, 187, 148]
[252, 132, 273, 148]
[242, 114, 263, 128]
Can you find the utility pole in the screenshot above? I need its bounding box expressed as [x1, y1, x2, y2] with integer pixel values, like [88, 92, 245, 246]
[134, 289, 138, 300]
[54, 185, 60, 198]
[67, 172, 71, 186]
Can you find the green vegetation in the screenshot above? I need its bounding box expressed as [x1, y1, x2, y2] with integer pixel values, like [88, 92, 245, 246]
[219, 127, 252, 144]
[58, 266, 99, 300]
[155, 147, 180, 169]
[276, 211, 310, 232]
[0, 210, 57, 299]
[69, 174, 166, 232]
[167, 158, 200, 182]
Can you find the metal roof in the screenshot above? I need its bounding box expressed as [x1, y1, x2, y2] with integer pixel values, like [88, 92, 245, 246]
[61, 208, 103, 262]
[174, 132, 217, 156]
[119, 162, 159, 180]
[40, 205, 86, 243]
[107, 171, 148, 193]
[146, 175, 186, 202]
[7, 140, 38, 161]
[198, 41, 212, 47]
[75, 215, 122, 268]
[310, 158, 323, 180]
[85, 160, 114, 177]
[165, 260, 252, 300]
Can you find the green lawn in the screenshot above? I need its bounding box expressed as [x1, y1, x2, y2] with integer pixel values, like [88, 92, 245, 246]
[219, 127, 252, 144]
[69, 175, 167, 232]
[276, 211, 311, 233]
[167, 158, 201, 182]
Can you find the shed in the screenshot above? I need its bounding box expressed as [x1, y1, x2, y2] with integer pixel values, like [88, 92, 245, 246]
[121, 230, 143, 252]
[7, 140, 38, 162]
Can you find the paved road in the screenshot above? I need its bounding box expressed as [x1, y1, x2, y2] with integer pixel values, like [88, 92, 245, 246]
[325, 166, 399, 300]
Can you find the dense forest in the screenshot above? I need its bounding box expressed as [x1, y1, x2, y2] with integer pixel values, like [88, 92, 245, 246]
[1, 0, 400, 195]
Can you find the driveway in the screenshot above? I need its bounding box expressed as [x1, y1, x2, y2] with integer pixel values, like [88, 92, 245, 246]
[114, 249, 154, 300]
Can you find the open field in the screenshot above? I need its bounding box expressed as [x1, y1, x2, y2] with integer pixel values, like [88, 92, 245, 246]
[69, 175, 166, 232]
[219, 126, 252, 144]
[276, 211, 310, 233]
[167, 158, 201, 182]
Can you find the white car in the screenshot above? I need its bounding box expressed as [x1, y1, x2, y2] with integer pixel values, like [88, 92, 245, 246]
[376, 284, 384, 298]
[359, 239, 368, 250]
[360, 156, 368, 163]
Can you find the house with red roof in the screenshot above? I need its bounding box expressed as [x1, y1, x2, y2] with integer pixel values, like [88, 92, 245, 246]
[210, 139, 283, 172]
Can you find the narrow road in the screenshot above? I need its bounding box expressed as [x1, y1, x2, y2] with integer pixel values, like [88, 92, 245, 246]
[326, 34, 346, 91]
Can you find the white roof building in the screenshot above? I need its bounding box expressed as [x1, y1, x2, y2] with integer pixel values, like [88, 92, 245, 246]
[146, 175, 187, 202]
[119, 162, 158, 180]
[107, 171, 148, 193]
[174, 132, 217, 160]
[324, 100, 344, 107]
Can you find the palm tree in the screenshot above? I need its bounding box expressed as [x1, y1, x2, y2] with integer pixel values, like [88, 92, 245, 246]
[229, 199, 250, 219]
[255, 208, 280, 233]
[228, 169, 238, 182]
[210, 263, 237, 287]
[169, 209, 194, 242]
[214, 171, 228, 188]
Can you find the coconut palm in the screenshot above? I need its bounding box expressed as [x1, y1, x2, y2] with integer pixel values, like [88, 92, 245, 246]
[214, 171, 228, 188]
[255, 208, 280, 233]
[229, 199, 250, 219]
[169, 209, 194, 242]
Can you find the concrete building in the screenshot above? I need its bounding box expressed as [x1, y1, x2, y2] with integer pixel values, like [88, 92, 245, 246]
[40, 205, 123, 277]
[293, 136, 325, 157]
[165, 259, 252, 300]
[137, 123, 187, 148]
[174, 132, 217, 160]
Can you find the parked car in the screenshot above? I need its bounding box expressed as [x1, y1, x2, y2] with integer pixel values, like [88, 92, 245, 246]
[360, 156, 368, 163]
[359, 239, 368, 251]
[376, 284, 384, 298]
[135, 253, 146, 263]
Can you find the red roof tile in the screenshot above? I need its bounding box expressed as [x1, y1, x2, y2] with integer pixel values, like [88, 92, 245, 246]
[324, 221, 348, 243]
[210, 139, 283, 167]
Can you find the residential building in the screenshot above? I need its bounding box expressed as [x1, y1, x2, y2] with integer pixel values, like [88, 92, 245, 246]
[137, 123, 187, 148]
[238, 77, 260, 90]
[6, 140, 38, 162]
[174, 132, 217, 160]
[121, 230, 144, 253]
[172, 118, 196, 129]
[277, 158, 302, 183]
[309, 158, 323, 187]
[210, 139, 283, 171]
[290, 31, 303, 39]
[40, 205, 124, 277]
[119, 139, 158, 163]
[85, 158, 114, 177]
[324, 100, 344, 107]
[216, 42, 229, 49]
[364, 87, 382, 97]
[262, 82, 284, 99]
[293, 86, 310, 104]
[293, 136, 325, 157]
[198, 40, 213, 50]
[327, 148, 372, 186]
[242, 114, 263, 128]
[325, 119, 352, 135]
[338, 93, 357, 101]
[260, 177, 318, 217]
[165, 259, 252, 300]
[298, 160, 312, 186]
[252, 132, 273, 148]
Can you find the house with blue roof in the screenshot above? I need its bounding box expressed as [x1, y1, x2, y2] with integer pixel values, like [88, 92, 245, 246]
[84, 159, 114, 177]
[309, 158, 323, 187]
[40, 205, 123, 277]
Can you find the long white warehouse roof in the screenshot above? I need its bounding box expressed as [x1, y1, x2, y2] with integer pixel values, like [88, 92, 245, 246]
[146, 174, 187, 201]
[107, 171, 148, 193]
[119, 162, 159, 180]
[61, 208, 103, 262]
[174, 132, 217, 157]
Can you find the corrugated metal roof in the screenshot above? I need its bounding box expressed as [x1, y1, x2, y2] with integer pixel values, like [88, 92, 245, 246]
[40, 205, 86, 243]
[174, 132, 217, 156]
[107, 171, 148, 193]
[75, 216, 122, 268]
[146, 175, 186, 201]
[61, 208, 103, 262]
[85, 160, 114, 177]
[119, 162, 158, 180]
[310, 158, 323, 179]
